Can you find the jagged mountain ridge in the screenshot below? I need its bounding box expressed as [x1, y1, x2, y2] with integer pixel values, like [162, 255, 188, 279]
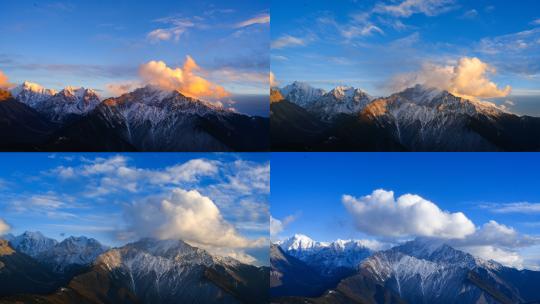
[2, 82, 269, 151]
[6, 231, 108, 274]
[272, 237, 540, 304]
[273, 82, 540, 151]
[278, 234, 373, 276]
[0, 235, 269, 304]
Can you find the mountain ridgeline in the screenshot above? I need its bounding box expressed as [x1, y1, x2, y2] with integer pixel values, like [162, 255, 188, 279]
[271, 82, 540, 151]
[0, 82, 269, 151]
[0, 232, 269, 304]
[271, 235, 540, 304]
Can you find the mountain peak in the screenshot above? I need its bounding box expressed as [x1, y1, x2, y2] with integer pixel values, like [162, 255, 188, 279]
[281, 81, 326, 107]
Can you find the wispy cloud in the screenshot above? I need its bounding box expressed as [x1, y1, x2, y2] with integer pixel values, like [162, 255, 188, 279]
[374, 0, 456, 18]
[235, 13, 269, 28]
[147, 17, 196, 43]
[481, 202, 540, 214]
[271, 35, 307, 49]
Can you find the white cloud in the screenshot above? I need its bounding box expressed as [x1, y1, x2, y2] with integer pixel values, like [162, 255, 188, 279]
[52, 166, 75, 179]
[342, 189, 476, 239]
[482, 202, 540, 214]
[340, 24, 384, 39]
[270, 215, 297, 237]
[374, 0, 455, 18]
[271, 35, 306, 49]
[465, 245, 524, 268]
[123, 188, 266, 261]
[0, 219, 10, 235]
[235, 13, 269, 28]
[219, 160, 270, 194]
[77, 156, 219, 196]
[147, 17, 195, 43]
[390, 57, 511, 100]
[451, 221, 540, 268]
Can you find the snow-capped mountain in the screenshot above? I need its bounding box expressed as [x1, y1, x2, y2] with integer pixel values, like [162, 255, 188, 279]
[272, 82, 540, 151]
[309, 86, 373, 119]
[7, 232, 107, 273]
[39, 236, 108, 272]
[34, 86, 100, 123]
[10, 81, 57, 107]
[315, 238, 540, 304]
[48, 85, 269, 151]
[7, 231, 58, 258]
[10, 82, 100, 123]
[280, 81, 326, 107]
[278, 234, 373, 276]
[38, 238, 269, 304]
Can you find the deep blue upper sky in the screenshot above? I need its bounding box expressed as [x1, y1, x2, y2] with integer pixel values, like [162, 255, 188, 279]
[271, 153, 540, 269]
[271, 0, 540, 115]
[0, 0, 269, 112]
[0, 153, 270, 265]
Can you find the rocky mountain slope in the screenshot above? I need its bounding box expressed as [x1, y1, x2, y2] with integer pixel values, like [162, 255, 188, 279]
[3, 82, 269, 151]
[273, 82, 540, 151]
[0, 236, 269, 304]
[273, 238, 540, 304]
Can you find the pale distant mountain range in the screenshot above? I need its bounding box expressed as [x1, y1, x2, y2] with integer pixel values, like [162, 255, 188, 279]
[271, 82, 540, 151]
[271, 234, 540, 304]
[0, 81, 269, 151]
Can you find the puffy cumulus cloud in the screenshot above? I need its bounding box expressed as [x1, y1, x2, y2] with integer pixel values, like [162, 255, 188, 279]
[391, 57, 511, 100]
[270, 215, 297, 237]
[342, 189, 475, 239]
[374, 0, 455, 17]
[123, 189, 265, 256]
[139, 56, 230, 99]
[0, 218, 10, 235]
[270, 72, 278, 87]
[0, 70, 13, 89]
[465, 246, 524, 268]
[235, 13, 270, 28]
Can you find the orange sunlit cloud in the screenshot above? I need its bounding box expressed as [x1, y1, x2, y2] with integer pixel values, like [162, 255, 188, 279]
[0, 70, 12, 89]
[139, 56, 230, 99]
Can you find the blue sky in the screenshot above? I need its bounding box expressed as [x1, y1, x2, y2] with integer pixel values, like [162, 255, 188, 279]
[0, 0, 269, 115]
[271, 0, 540, 116]
[271, 153, 540, 269]
[0, 153, 270, 265]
